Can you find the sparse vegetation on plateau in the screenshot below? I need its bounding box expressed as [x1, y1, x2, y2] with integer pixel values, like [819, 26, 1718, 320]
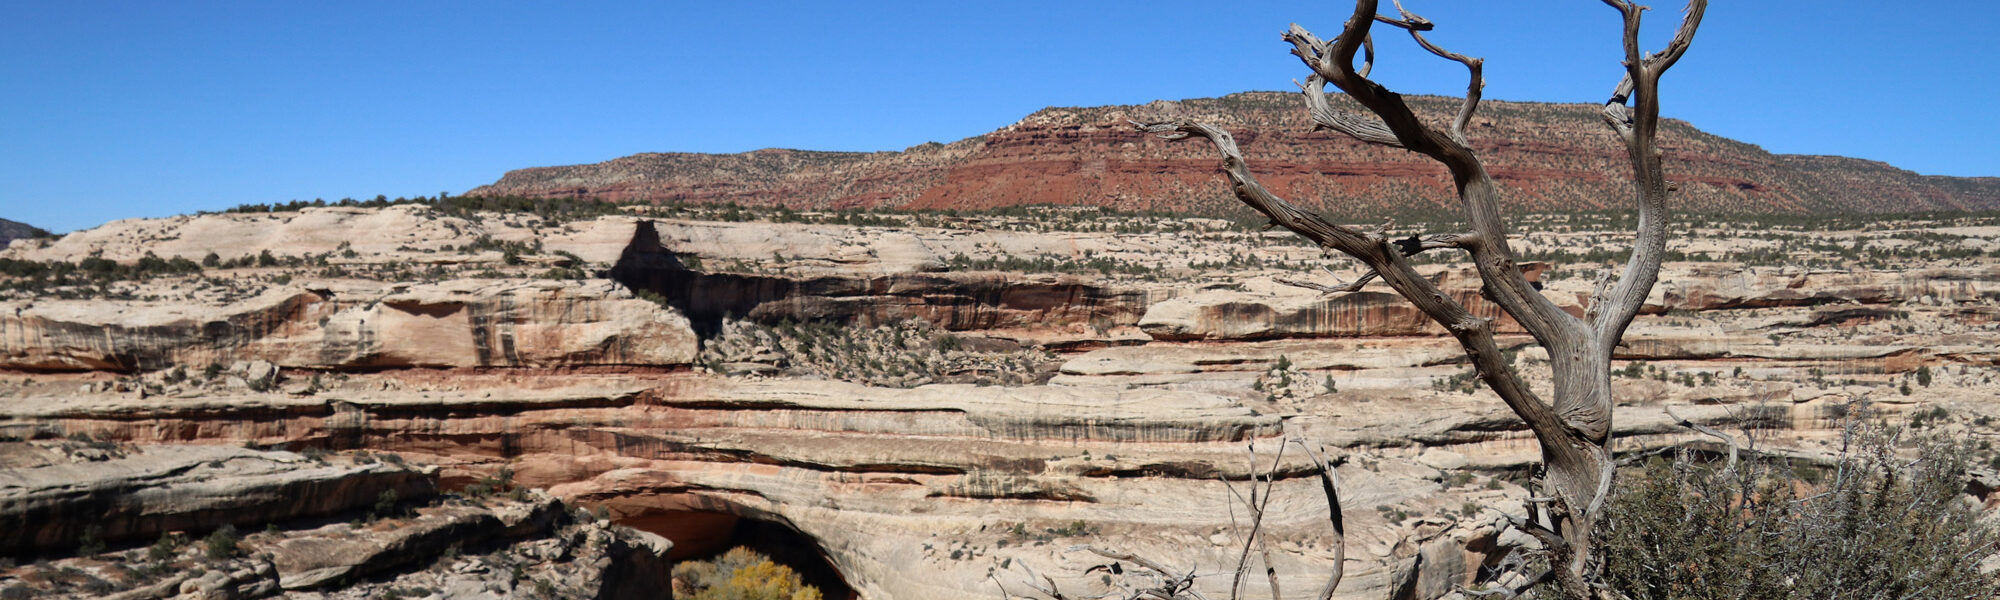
[699, 318, 1058, 388]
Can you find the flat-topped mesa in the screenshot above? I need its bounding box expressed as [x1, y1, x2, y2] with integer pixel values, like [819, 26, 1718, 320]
[467, 93, 2000, 217]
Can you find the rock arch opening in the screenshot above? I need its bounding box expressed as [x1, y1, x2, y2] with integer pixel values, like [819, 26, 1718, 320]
[618, 508, 855, 600]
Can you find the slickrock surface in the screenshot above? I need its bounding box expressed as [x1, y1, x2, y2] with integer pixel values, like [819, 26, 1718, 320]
[0, 441, 671, 600]
[1, 279, 697, 372]
[5, 206, 2000, 599]
[0, 443, 435, 556]
[268, 497, 559, 589]
[4, 497, 673, 600]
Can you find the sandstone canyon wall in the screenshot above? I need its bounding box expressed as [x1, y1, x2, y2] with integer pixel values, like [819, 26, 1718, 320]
[5, 206, 2000, 599]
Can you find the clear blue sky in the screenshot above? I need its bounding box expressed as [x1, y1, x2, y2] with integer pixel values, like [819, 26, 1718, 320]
[4, 1, 1995, 233]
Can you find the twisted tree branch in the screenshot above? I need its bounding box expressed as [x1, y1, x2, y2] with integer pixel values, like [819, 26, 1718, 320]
[1276, 266, 1379, 295]
[1292, 440, 1346, 600]
[1286, 1, 1583, 358]
[1295, 75, 1403, 148]
[1131, 3, 1708, 598]
[1134, 119, 1564, 437]
[1666, 405, 1740, 474]
[1591, 0, 1709, 349]
[1382, 0, 1483, 142]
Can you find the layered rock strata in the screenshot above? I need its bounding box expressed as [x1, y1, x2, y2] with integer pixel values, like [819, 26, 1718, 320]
[10, 364, 1986, 599]
[6, 208, 2000, 599]
[0, 280, 698, 373]
[468, 93, 2000, 216]
[0, 441, 673, 600]
[0, 443, 435, 557]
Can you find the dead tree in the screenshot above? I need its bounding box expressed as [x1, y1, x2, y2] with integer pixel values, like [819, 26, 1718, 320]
[1133, 1, 1706, 598]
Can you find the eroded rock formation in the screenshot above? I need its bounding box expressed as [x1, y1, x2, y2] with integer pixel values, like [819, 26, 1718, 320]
[0, 440, 673, 600]
[5, 207, 2000, 599]
[0, 443, 435, 557]
[0, 280, 697, 373]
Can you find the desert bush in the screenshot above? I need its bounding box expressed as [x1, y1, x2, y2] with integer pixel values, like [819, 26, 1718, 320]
[673, 546, 824, 600]
[700, 318, 1055, 388]
[1597, 423, 2000, 599]
[148, 531, 188, 562]
[373, 489, 401, 519]
[203, 525, 239, 560]
[76, 525, 104, 556]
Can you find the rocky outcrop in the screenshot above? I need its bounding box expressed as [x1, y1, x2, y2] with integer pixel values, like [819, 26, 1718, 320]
[8, 328, 1998, 600]
[468, 92, 2000, 217]
[0, 218, 49, 252]
[0, 374, 1812, 600]
[1141, 289, 1440, 340]
[269, 495, 560, 589]
[1650, 264, 2000, 311]
[609, 219, 1157, 338]
[5, 376, 1333, 598]
[0, 444, 435, 557]
[1136, 265, 1558, 341]
[0, 482, 674, 600]
[0, 279, 698, 372]
[3, 205, 490, 265]
[622, 268, 1152, 336]
[7, 206, 2000, 600]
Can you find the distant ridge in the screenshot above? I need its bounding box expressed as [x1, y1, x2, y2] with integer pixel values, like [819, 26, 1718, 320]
[468, 92, 2000, 217]
[0, 218, 50, 249]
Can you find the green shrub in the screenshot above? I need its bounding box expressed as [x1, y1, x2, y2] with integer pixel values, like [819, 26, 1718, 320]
[148, 531, 188, 562]
[76, 525, 104, 556]
[203, 525, 239, 560]
[1597, 424, 2000, 599]
[373, 489, 400, 519]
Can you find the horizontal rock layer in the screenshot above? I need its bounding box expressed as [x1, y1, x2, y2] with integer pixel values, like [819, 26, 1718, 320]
[6, 209, 2000, 600]
[0, 280, 697, 372]
[468, 92, 2000, 216]
[0, 444, 435, 556]
[0, 484, 673, 600]
[10, 364, 1963, 599]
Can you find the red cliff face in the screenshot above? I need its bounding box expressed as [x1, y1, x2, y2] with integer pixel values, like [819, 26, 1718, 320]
[467, 92, 2000, 217]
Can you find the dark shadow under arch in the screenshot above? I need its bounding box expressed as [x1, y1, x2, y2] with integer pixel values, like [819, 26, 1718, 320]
[618, 508, 855, 600]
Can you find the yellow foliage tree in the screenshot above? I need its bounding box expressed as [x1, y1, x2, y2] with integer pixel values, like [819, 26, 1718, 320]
[675, 546, 825, 600]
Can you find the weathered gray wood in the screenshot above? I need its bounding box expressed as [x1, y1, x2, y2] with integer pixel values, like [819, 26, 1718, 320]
[1136, 1, 1709, 598]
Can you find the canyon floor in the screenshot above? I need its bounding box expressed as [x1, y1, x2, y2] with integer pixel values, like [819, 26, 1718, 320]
[4, 201, 1999, 599]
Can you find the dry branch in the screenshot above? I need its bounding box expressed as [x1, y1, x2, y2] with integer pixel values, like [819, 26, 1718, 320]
[1134, 1, 1709, 598]
[1666, 406, 1741, 474]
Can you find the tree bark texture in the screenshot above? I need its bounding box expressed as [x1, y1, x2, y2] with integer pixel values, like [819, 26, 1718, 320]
[1136, 1, 1705, 597]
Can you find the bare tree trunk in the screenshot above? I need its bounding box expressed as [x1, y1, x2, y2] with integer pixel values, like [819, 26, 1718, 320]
[1135, 1, 1706, 597]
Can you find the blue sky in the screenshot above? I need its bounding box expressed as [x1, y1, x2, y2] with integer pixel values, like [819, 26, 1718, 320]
[3, 1, 1995, 233]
